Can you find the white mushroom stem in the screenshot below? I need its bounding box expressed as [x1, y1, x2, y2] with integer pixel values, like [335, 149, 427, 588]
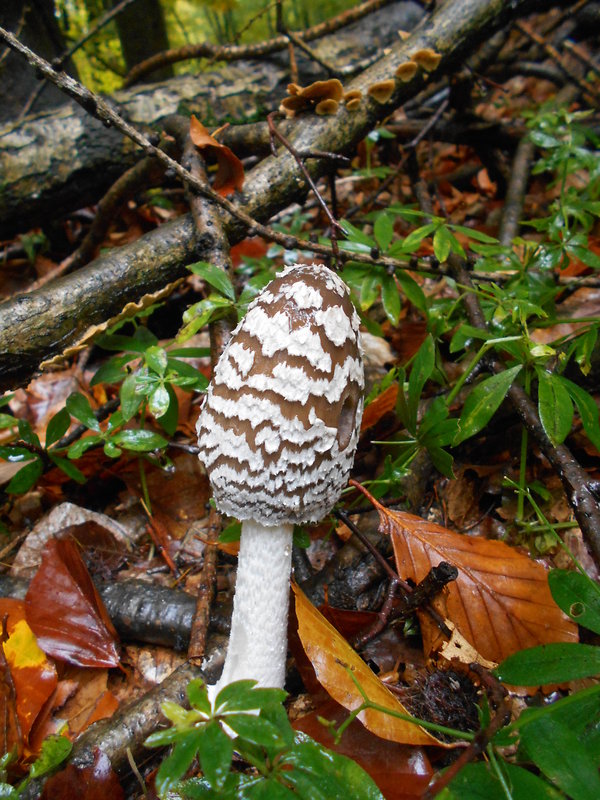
[213, 520, 293, 694]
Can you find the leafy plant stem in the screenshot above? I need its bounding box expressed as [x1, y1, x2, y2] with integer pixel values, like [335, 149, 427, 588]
[445, 336, 521, 407]
[516, 369, 531, 523]
[486, 744, 513, 800]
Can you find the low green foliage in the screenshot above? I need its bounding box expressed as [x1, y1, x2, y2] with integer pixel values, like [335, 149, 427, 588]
[144, 679, 383, 799]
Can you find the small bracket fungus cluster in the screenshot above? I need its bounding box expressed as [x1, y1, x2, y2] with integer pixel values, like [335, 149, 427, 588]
[280, 79, 344, 117]
[196, 264, 364, 693]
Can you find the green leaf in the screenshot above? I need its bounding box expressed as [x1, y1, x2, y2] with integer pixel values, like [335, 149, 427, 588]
[67, 434, 103, 460]
[406, 335, 435, 433]
[380, 275, 401, 325]
[186, 680, 211, 715]
[27, 734, 72, 781]
[155, 730, 203, 797]
[433, 226, 453, 262]
[45, 407, 71, 447]
[167, 347, 211, 358]
[48, 455, 86, 484]
[548, 569, 600, 634]
[451, 226, 499, 244]
[559, 376, 600, 451]
[281, 737, 384, 800]
[90, 353, 136, 386]
[6, 458, 43, 495]
[149, 385, 170, 418]
[156, 384, 179, 436]
[120, 373, 143, 422]
[0, 414, 16, 430]
[395, 271, 427, 313]
[340, 219, 376, 250]
[495, 642, 600, 684]
[454, 365, 522, 445]
[222, 713, 287, 748]
[167, 358, 208, 389]
[215, 680, 286, 713]
[530, 130, 560, 148]
[440, 761, 562, 799]
[111, 429, 167, 452]
[520, 714, 600, 800]
[145, 345, 168, 376]
[188, 261, 236, 300]
[197, 721, 233, 789]
[401, 222, 437, 252]
[373, 213, 394, 251]
[65, 392, 101, 432]
[536, 368, 574, 445]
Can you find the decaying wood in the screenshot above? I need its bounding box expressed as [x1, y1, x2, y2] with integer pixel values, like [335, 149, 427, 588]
[0, 0, 535, 391]
[0, 1, 423, 238]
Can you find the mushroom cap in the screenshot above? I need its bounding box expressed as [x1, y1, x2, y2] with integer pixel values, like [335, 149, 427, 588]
[196, 264, 364, 526]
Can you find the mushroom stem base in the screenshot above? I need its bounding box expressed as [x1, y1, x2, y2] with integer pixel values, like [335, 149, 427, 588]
[213, 520, 293, 694]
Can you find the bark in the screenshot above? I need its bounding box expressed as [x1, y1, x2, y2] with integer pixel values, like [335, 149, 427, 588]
[0, 0, 537, 392]
[0, 1, 423, 238]
[112, 0, 173, 82]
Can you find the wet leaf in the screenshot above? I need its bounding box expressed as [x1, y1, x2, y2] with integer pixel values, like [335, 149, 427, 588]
[40, 747, 123, 800]
[351, 482, 577, 663]
[25, 538, 120, 668]
[189, 116, 245, 196]
[2, 615, 57, 740]
[293, 585, 447, 746]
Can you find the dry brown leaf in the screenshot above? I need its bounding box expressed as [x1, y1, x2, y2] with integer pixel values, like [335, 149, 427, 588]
[361, 384, 398, 432]
[351, 482, 578, 663]
[293, 585, 449, 746]
[189, 116, 245, 196]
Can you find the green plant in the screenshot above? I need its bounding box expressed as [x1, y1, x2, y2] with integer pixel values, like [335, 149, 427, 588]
[144, 679, 383, 799]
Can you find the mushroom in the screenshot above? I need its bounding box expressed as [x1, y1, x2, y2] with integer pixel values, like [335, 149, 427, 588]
[280, 79, 344, 118]
[395, 61, 418, 82]
[367, 79, 396, 104]
[411, 48, 442, 72]
[196, 263, 364, 693]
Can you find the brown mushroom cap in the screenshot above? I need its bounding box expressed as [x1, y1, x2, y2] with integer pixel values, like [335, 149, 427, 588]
[411, 48, 442, 72]
[395, 61, 418, 82]
[196, 264, 364, 526]
[368, 79, 396, 104]
[315, 98, 339, 115]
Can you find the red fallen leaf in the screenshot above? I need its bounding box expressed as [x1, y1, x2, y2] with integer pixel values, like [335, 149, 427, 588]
[231, 237, 268, 265]
[41, 747, 124, 800]
[189, 115, 245, 196]
[294, 699, 433, 800]
[25, 538, 120, 668]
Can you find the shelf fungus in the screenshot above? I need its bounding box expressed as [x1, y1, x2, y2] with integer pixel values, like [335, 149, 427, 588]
[395, 60, 418, 82]
[367, 79, 396, 104]
[280, 79, 344, 118]
[197, 264, 364, 694]
[411, 48, 442, 72]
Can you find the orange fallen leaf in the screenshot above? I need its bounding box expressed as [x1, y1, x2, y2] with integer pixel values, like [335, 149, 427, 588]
[361, 384, 398, 432]
[293, 584, 449, 746]
[351, 481, 578, 663]
[189, 116, 245, 196]
[25, 538, 120, 668]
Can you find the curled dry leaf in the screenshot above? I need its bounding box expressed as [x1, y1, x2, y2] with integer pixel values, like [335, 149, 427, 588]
[293, 584, 449, 747]
[189, 115, 245, 197]
[351, 482, 578, 663]
[25, 538, 120, 668]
